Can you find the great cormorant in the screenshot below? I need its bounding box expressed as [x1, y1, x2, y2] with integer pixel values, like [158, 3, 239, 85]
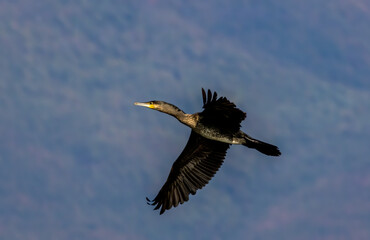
[134, 88, 281, 214]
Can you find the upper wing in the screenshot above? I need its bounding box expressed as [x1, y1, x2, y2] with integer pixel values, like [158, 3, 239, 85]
[200, 88, 246, 134]
[147, 130, 230, 214]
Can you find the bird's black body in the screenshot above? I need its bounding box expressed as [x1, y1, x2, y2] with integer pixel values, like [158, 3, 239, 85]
[134, 89, 281, 214]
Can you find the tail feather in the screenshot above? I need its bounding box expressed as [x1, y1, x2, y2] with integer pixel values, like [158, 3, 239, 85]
[243, 135, 281, 156]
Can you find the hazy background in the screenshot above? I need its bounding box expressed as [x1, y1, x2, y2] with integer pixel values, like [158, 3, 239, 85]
[1, 0, 370, 239]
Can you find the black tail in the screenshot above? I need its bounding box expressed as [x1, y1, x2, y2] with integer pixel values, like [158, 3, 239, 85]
[243, 135, 281, 156]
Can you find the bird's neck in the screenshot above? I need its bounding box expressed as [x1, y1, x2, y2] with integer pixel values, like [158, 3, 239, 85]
[161, 108, 197, 129]
[176, 113, 198, 129]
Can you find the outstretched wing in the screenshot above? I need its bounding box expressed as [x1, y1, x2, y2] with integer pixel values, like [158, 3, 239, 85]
[147, 130, 230, 214]
[200, 88, 246, 134]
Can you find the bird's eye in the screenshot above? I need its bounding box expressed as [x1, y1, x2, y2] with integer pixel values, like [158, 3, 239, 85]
[150, 101, 154, 105]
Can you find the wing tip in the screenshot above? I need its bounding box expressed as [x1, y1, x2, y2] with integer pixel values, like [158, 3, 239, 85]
[147, 195, 170, 215]
[202, 88, 206, 105]
[146, 197, 155, 205]
[201, 88, 218, 107]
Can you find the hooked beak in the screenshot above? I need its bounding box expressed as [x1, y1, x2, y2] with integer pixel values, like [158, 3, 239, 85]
[134, 102, 149, 107]
[134, 102, 154, 109]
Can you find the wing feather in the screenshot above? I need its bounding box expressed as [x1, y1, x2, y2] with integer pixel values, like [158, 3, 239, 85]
[200, 88, 246, 134]
[147, 131, 230, 214]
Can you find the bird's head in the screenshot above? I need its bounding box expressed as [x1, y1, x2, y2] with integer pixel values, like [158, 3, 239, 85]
[134, 100, 185, 115]
[134, 101, 162, 110]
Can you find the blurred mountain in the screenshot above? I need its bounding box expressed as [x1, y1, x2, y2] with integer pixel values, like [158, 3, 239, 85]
[0, 0, 369, 239]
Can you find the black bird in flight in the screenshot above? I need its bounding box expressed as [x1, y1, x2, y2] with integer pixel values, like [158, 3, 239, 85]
[134, 88, 281, 214]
